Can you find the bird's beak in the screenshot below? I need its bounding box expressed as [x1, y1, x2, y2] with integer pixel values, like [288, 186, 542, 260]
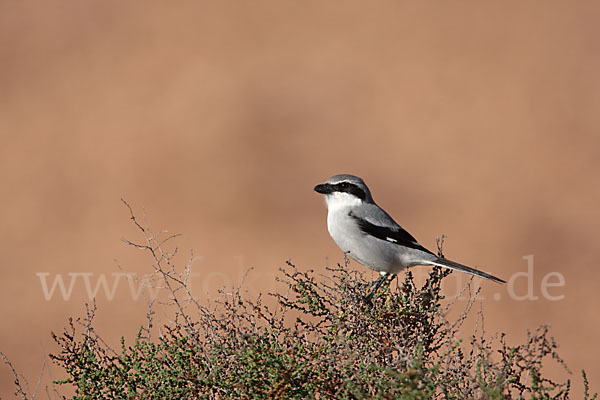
[314, 183, 333, 194]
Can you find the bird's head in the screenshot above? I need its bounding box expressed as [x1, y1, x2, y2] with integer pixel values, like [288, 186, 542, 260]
[314, 174, 374, 209]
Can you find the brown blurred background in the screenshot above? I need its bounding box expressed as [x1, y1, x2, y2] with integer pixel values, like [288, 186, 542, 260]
[1, 1, 599, 397]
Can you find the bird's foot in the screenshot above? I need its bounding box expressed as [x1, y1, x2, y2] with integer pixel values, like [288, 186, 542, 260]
[362, 273, 396, 303]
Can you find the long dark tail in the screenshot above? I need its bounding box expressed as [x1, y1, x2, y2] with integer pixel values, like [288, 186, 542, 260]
[425, 258, 505, 284]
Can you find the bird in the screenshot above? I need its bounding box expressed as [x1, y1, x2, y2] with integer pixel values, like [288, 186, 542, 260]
[314, 174, 505, 298]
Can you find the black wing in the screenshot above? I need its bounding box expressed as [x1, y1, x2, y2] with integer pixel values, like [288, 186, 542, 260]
[349, 212, 436, 256]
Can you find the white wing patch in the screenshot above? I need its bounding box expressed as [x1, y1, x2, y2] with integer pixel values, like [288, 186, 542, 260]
[385, 237, 398, 243]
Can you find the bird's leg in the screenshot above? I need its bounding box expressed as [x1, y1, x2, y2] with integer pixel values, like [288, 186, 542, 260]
[364, 272, 396, 301]
[387, 273, 397, 285]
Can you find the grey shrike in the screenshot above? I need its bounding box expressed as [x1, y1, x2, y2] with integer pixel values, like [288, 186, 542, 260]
[314, 174, 505, 296]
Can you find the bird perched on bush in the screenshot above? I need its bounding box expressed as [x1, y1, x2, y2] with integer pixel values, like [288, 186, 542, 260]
[314, 174, 504, 298]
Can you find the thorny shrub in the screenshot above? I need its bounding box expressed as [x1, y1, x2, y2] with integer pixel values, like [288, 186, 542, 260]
[2, 201, 596, 399]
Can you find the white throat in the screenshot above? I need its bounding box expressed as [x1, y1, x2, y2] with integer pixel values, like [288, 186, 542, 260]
[325, 192, 363, 213]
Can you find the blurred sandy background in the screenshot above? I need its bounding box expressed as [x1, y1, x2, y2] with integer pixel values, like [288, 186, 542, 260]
[1, 1, 599, 397]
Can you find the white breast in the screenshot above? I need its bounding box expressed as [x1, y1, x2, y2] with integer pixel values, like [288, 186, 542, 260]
[325, 193, 363, 252]
[324, 193, 406, 273]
